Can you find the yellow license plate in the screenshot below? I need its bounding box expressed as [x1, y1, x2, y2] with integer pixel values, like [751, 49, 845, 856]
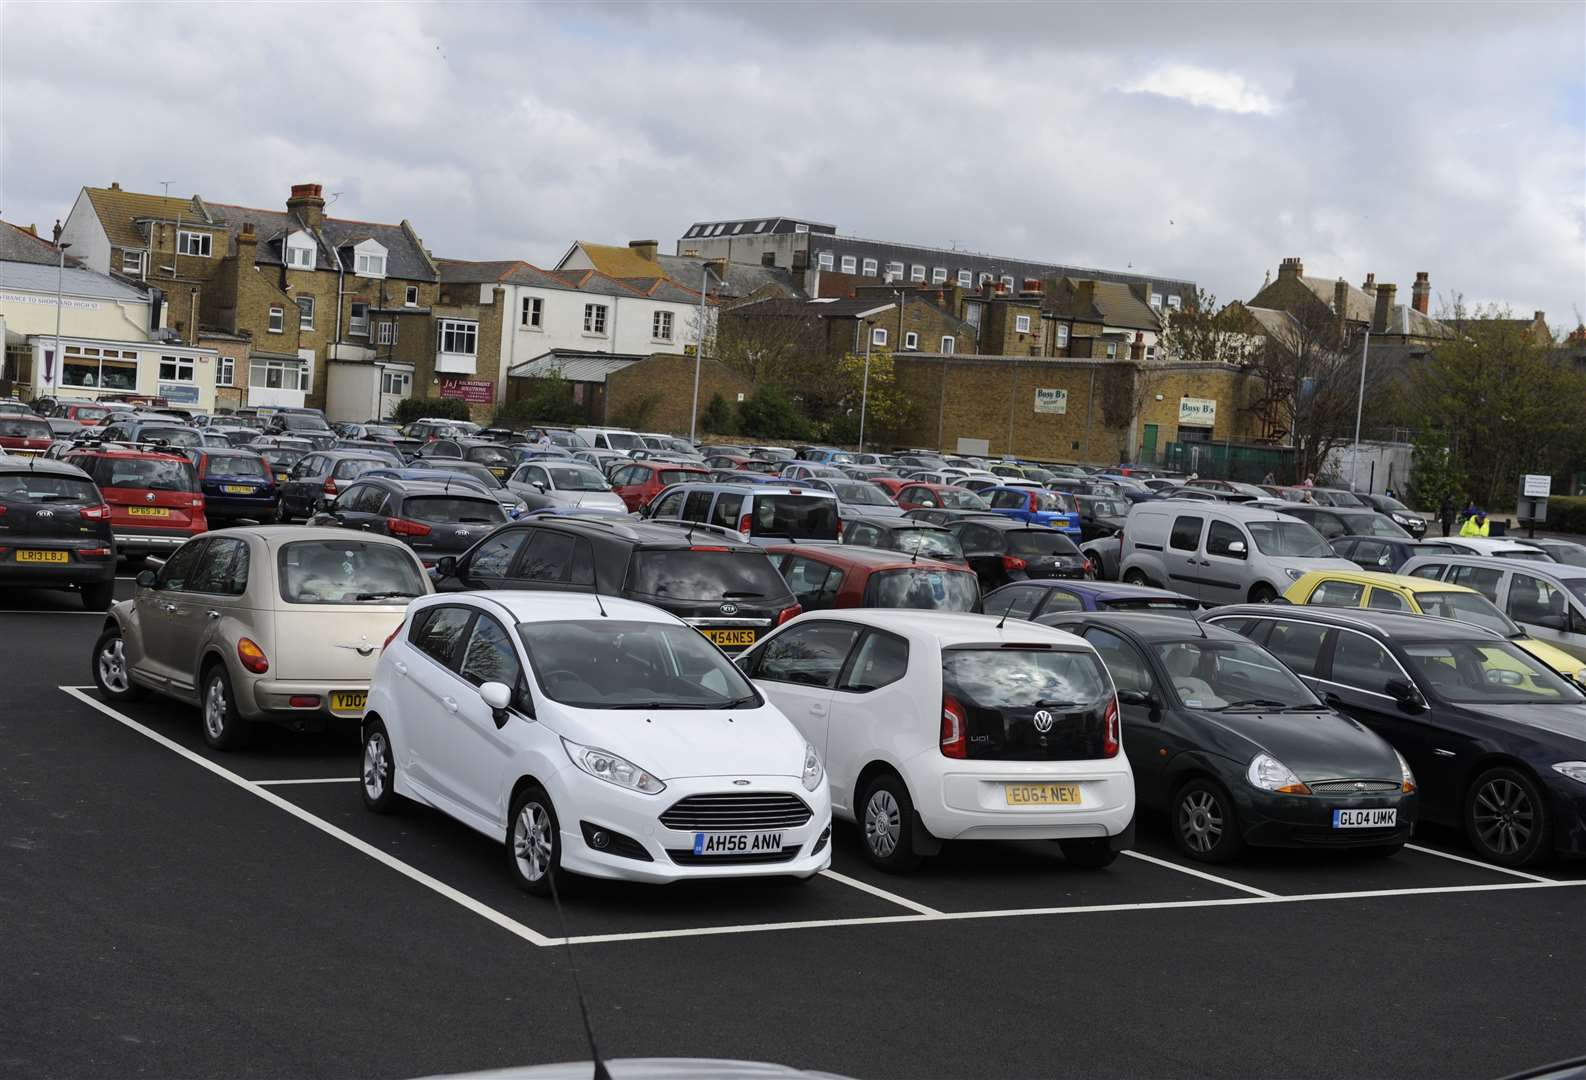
[222, 484, 253, 494]
[1005, 782, 1083, 806]
[329, 691, 367, 714]
[127, 506, 171, 518]
[274, 472, 289, 483]
[489, 467, 507, 478]
[703, 628, 758, 647]
[16, 549, 68, 564]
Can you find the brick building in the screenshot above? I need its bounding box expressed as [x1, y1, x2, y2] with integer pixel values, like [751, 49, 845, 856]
[1249, 257, 1452, 344]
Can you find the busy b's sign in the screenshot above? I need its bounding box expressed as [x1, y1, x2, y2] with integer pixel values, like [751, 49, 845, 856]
[438, 377, 494, 404]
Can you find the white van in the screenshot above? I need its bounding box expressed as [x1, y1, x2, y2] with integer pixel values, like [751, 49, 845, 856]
[1120, 501, 1355, 604]
[572, 426, 644, 456]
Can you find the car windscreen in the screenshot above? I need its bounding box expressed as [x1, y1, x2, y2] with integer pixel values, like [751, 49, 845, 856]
[277, 540, 426, 604]
[0, 417, 52, 438]
[137, 426, 202, 447]
[0, 472, 101, 504]
[518, 619, 759, 709]
[364, 425, 401, 439]
[550, 431, 589, 448]
[1099, 597, 1200, 616]
[1375, 495, 1411, 512]
[626, 549, 790, 602]
[891, 529, 963, 559]
[1084, 498, 1130, 518]
[1538, 545, 1586, 569]
[426, 461, 504, 488]
[939, 488, 987, 509]
[749, 494, 839, 540]
[332, 457, 386, 480]
[260, 449, 306, 468]
[831, 481, 894, 506]
[466, 446, 517, 468]
[1360, 513, 1411, 538]
[602, 432, 641, 450]
[1151, 639, 1321, 710]
[546, 465, 609, 491]
[278, 413, 331, 432]
[1008, 530, 1081, 557]
[870, 568, 978, 611]
[69, 406, 112, 422]
[401, 496, 506, 524]
[1248, 520, 1332, 557]
[1402, 641, 1583, 705]
[204, 455, 269, 480]
[1415, 591, 1518, 635]
[659, 469, 708, 485]
[93, 457, 197, 492]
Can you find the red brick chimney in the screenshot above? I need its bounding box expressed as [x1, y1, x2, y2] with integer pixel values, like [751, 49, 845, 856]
[286, 183, 325, 228]
[1411, 272, 1430, 314]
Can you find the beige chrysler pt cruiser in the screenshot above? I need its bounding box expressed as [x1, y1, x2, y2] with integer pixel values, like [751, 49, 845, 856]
[91, 526, 432, 749]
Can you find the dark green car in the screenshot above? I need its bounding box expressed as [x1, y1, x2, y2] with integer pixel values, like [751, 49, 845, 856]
[1040, 612, 1417, 862]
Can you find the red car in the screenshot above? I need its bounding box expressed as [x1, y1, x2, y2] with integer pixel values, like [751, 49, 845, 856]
[608, 460, 711, 511]
[64, 447, 208, 559]
[867, 475, 909, 499]
[53, 402, 122, 427]
[0, 413, 54, 456]
[894, 482, 988, 512]
[766, 544, 980, 612]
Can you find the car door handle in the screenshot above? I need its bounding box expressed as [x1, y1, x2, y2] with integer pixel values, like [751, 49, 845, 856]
[159, 602, 177, 613]
[442, 696, 459, 713]
[809, 703, 828, 717]
[206, 610, 220, 620]
[392, 660, 408, 676]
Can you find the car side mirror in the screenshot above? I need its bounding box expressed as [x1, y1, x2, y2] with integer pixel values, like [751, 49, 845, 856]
[1384, 678, 1425, 713]
[1117, 688, 1155, 709]
[480, 681, 513, 727]
[135, 569, 158, 588]
[1226, 540, 1246, 556]
[435, 555, 457, 579]
[532, 482, 546, 493]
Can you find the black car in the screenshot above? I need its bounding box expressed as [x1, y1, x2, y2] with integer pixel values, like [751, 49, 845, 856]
[902, 507, 1006, 528]
[0, 457, 116, 609]
[1074, 494, 1130, 542]
[1201, 604, 1586, 867]
[256, 446, 308, 487]
[1042, 612, 1417, 862]
[432, 517, 798, 653]
[265, 407, 335, 446]
[97, 417, 204, 450]
[1330, 536, 1459, 573]
[308, 477, 508, 567]
[1360, 493, 1428, 538]
[944, 517, 1089, 590]
[1257, 502, 1410, 542]
[278, 450, 393, 521]
[184, 448, 280, 524]
[841, 515, 966, 564]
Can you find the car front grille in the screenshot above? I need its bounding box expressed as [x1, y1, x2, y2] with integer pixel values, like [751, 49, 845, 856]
[658, 792, 813, 831]
[1310, 780, 1400, 794]
[666, 845, 804, 866]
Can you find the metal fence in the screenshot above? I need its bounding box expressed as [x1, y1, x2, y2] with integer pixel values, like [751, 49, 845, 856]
[1138, 441, 1297, 483]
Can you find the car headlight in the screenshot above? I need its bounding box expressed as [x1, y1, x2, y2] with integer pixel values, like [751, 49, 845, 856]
[514, 499, 528, 513]
[1552, 761, 1586, 786]
[1391, 513, 1412, 525]
[801, 741, 824, 792]
[1395, 749, 1416, 793]
[1247, 753, 1311, 794]
[561, 738, 665, 794]
[1284, 568, 1306, 581]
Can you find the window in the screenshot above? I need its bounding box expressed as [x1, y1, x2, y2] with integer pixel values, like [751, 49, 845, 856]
[583, 304, 608, 334]
[458, 615, 523, 692]
[158, 355, 195, 382]
[794, 223, 810, 234]
[1366, 587, 1410, 610]
[190, 537, 251, 596]
[999, 275, 1015, 291]
[732, 222, 744, 234]
[154, 539, 208, 591]
[1150, 292, 1164, 308]
[1015, 314, 1032, 333]
[217, 355, 234, 387]
[1261, 619, 1331, 677]
[1055, 324, 1070, 348]
[818, 252, 834, 270]
[376, 320, 396, 346]
[839, 630, 909, 692]
[523, 296, 543, 328]
[405, 286, 419, 307]
[519, 531, 577, 582]
[1169, 515, 1203, 551]
[757, 623, 860, 685]
[978, 272, 993, 287]
[1508, 573, 1573, 630]
[957, 270, 973, 287]
[903, 331, 919, 350]
[120, 249, 144, 275]
[780, 559, 842, 612]
[1205, 520, 1247, 559]
[381, 369, 411, 396]
[355, 252, 386, 277]
[840, 255, 857, 274]
[652, 310, 673, 341]
[931, 267, 947, 284]
[1450, 564, 1502, 602]
[1331, 631, 1401, 694]
[350, 302, 370, 336]
[1083, 628, 1154, 694]
[909, 264, 926, 282]
[871, 327, 888, 347]
[984, 586, 1043, 621]
[754, 220, 768, 233]
[885, 261, 904, 281]
[1409, 563, 1447, 581]
[412, 606, 474, 669]
[1168, 296, 1182, 310]
[709, 493, 744, 529]
[1146, 345, 1158, 361]
[250, 358, 307, 390]
[177, 231, 211, 257]
[941, 335, 955, 354]
[1307, 580, 1365, 607]
[438, 319, 478, 356]
[285, 240, 315, 270]
[862, 258, 878, 276]
[296, 297, 315, 330]
[268, 306, 285, 333]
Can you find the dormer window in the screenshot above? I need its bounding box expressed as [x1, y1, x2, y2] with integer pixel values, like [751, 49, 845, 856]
[284, 231, 316, 270]
[352, 239, 388, 278]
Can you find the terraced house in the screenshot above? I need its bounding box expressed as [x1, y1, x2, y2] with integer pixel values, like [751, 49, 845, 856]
[60, 182, 439, 418]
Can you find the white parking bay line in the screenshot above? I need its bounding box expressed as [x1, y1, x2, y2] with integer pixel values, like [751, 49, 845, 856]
[255, 777, 362, 786]
[1404, 843, 1555, 883]
[1121, 849, 1279, 898]
[58, 686, 555, 949]
[819, 869, 943, 915]
[0, 609, 102, 615]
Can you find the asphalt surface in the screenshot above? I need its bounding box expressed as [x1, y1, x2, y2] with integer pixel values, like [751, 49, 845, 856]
[3, 580, 1585, 1080]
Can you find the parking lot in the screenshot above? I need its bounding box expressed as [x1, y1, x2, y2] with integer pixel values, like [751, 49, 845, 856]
[5, 583, 1586, 1080]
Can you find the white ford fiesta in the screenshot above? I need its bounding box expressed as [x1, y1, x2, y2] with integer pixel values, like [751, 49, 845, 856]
[737, 609, 1136, 871]
[361, 591, 833, 893]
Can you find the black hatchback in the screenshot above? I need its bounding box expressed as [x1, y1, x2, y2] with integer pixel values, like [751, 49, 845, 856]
[432, 516, 798, 653]
[944, 517, 1090, 590]
[1202, 604, 1586, 867]
[308, 476, 509, 568]
[279, 450, 393, 521]
[0, 457, 116, 609]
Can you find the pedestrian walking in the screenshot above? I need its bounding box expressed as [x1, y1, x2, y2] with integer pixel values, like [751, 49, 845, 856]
[1460, 509, 1491, 537]
[1439, 495, 1455, 537]
[1262, 471, 1276, 486]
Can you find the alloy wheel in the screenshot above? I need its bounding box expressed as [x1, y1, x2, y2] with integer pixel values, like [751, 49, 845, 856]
[203, 677, 227, 740]
[363, 732, 389, 801]
[865, 789, 901, 858]
[1179, 789, 1224, 854]
[1473, 777, 1534, 857]
[512, 801, 554, 882]
[98, 638, 129, 694]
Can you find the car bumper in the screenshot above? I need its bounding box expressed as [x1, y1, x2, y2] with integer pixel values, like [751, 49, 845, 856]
[0, 554, 116, 586]
[915, 757, 1137, 841]
[549, 768, 833, 883]
[203, 494, 278, 518]
[112, 530, 201, 553]
[234, 677, 371, 725]
[1233, 788, 1418, 848]
[1547, 781, 1586, 857]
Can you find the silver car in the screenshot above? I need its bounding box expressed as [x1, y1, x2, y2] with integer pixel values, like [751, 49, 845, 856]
[91, 527, 431, 749]
[504, 460, 626, 512]
[1399, 553, 1586, 663]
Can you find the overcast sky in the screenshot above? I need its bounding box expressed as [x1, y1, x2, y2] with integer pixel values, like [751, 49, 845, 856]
[3, 1, 1582, 328]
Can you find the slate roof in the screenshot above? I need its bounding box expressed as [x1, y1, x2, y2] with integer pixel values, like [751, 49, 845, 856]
[680, 217, 837, 241]
[0, 259, 149, 302]
[437, 259, 574, 289]
[0, 220, 72, 266]
[1086, 280, 1162, 331]
[83, 187, 215, 251]
[658, 253, 804, 302]
[1285, 273, 1451, 339]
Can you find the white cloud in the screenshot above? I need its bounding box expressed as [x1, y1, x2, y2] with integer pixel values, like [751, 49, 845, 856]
[1123, 64, 1280, 115]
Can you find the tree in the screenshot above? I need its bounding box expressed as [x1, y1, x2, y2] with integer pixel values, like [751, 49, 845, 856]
[700, 392, 733, 435]
[392, 396, 470, 426]
[494, 370, 584, 427]
[736, 385, 808, 440]
[826, 348, 916, 447]
[611, 392, 662, 431]
[1157, 290, 1260, 367]
[713, 301, 829, 389]
[1407, 427, 1461, 514]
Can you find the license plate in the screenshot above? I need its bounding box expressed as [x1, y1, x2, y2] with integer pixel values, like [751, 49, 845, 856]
[1005, 782, 1083, 806]
[703, 628, 758, 647]
[16, 549, 68, 564]
[489, 467, 507, 478]
[127, 506, 170, 517]
[222, 484, 254, 494]
[1333, 808, 1397, 829]
[692, 831, 782, 855]
[274, 472, 289, 483]
[329, 691, 367, 714]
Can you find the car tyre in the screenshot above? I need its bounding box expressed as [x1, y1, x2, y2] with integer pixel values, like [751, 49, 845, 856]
[1172, 777, 1246, 863]
[1465, 765, 1552, 867]
[508, 784, 568, 896]
[858, 772, 923, 873]
[1122, 569, 1152, 587]
[80, 579, 115, 611]
[361, 719, 402, 813]
[1249, 583, 1280, 604]
[92, 627, 147, 702]
[200, 663, 251, 751]
[1059, 837, 1118, 869]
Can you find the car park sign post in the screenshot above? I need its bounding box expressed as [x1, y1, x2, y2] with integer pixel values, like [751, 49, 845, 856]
[1519, 473, 1551, 536]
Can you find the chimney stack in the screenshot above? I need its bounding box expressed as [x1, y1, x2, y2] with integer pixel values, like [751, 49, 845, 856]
[237, 223, 258, 263]
[1412, 271, 1430, 314]
[286, 183, 326, 229]
[52, 219, 63, 245]
[109, 181, 121, 191]
[1372, 283, 1396, 334]
[1278, 256, 1304, 280]
[1533, 310, 1545, 324]
[1019, 278, 1042, 297]
[628, 239, 658, 262]
[1334, 278, 1349, 318]
[1361, 272, 1376, 295]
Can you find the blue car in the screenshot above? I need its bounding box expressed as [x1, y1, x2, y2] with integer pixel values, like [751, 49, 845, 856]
[798, 446, 856, 465]
[981, 485, 1082, 538]
[184, 448, 279, 524]
[981, 579, 1200, 622]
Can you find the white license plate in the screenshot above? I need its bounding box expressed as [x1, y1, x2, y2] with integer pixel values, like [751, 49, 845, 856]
[1332, 808, 1397, 829]
[691, 831, 783, 855]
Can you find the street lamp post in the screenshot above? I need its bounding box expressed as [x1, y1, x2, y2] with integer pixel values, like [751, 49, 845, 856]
[688, 264, 721, 443]
[1349, 329, 1370, 492]
[50, 242, 72, 394]
[858, 319, 874, 452]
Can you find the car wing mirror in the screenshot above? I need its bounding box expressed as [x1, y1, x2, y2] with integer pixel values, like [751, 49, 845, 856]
[479, 681, 513, 728]
[1117, 688, 1155, 709]
[135, 569, 158, 588]
[1384, 677, 1425, 712]
[435, 555, 458, 579]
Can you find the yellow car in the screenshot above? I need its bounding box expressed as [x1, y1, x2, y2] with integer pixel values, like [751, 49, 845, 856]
[1284, 570, 1586, 680]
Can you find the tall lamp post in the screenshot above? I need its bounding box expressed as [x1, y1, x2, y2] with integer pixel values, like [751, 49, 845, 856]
[688, 264, 723, 443]
[858, 319, 875, 452]
[50, 242, 73, 394]
[1349, 329, 1370, 492]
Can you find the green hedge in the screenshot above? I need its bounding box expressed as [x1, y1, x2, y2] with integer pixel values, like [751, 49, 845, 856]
[1547, 496, 1586, 535]
[391, 397, 472, 426]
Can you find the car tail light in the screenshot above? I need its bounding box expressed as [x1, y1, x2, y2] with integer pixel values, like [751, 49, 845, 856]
[323, 478, 338, 495]
[690, 545, 730, 552]
[1083, 558, 1095, 575]
[288, 695, 320, 708]
[386, 517, 432, 537]
[80, 547, 112, 557]
[79, 503, 111, 521]
[1103, 696, 1120, 757]
[382, 621, 404, 652]
[940, 694, 967, 759]
[775, 603, 802, 626]
[1001, 554, 1028, 571]
[237, 638, 269, 674]
[737, 513, 752, 533]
